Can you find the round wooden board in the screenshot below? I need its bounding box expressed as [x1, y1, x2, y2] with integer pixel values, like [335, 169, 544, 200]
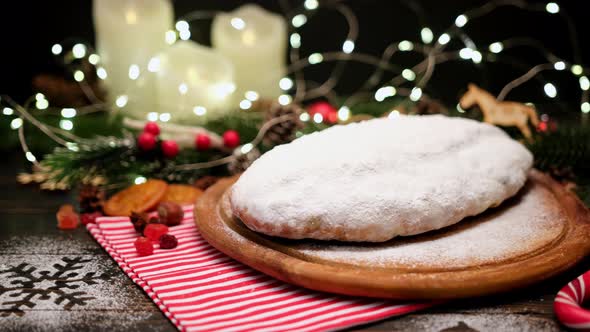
[194, 170, 590, 299]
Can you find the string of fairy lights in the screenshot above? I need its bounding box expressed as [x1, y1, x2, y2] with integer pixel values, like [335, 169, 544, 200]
[1, 0, 589, 171]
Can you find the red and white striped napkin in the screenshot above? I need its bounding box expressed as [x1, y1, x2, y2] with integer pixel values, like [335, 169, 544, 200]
[87, 205, 433, 331]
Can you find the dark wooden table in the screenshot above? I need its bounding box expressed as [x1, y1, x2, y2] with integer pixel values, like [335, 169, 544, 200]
[0, 153, 582, 331]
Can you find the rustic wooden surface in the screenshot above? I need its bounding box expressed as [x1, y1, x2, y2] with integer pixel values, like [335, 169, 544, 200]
[0, 154, 585, 331]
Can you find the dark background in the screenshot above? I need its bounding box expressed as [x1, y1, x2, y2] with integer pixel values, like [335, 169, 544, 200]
[0, 0, 588, 110]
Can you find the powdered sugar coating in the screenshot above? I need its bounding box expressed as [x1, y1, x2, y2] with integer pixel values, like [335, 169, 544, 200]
[231, 115, 533, 242]
[295, 182, 564, 268]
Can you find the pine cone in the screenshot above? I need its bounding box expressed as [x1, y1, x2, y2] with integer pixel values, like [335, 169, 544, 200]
[78, 185, 105, 213]
[228, 147, 261, 175]
[263, 103, 304, 146]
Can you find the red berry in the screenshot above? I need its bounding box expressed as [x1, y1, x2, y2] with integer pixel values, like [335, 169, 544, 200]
[327, 111, 338, 124]
[308, 101, 337, 121]
[159, 234, 178, 249]
[161, 140, 179, 158]
[134, 237, 154, 256]
[144, 223, 169, 241]
[195, 133, 211, 151]
[80, 211, 102, 225]
[144, 122, 160, 136]
[138, 132, 157, 151]
[223, 130, 240, 148]
[57, 204, 80, 230]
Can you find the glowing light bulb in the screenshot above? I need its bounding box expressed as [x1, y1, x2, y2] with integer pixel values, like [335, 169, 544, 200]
[546, 2, 559, 14]
[178, 83, 188, 95]
[51, 44, 62, 55]
[438, 33, 451, 45]
[374, 86, 396, 102]
[88, 54, 100, 65]
[73, 70, 85, 82]
[148, 57, 161, 72]
[455, 15, 468, 27]
[421, 27, 434, 44]
[299, 112, 310, 122]
[292, 14, 307, 28]
[308, 53, 323, 64]
[61, 108, 77, 118]
[278, 94, 292, 105]
[159, 113, 171, 122]
[571, 65, 583, 76]
[388, 110, 400, 119]
[239, 99, 252, 110]
[580, 76, 590, 91]
[193, 106, 207, 116]
[175, 20, 189, 31]
[245, 91, 259, 101]
[489, 42, 503, 53]
[304, 0, 319, 10]
[554, 61, 566, 71]
[147, 112, 159, 121]
[409, 87, 422, 101]
[165, 30, 177, 45]
[459, 48, 473, 60]
[72, 44, 87, 59]
[337, 106, 350, 121]
[36, 99, 49, 110]
[231, 17, 245, 30]
[582, 102, 590, 113]
[179, 29, 191, 40]
[471, 51, 482, 64]
[10, 118, 23, 129]
[398, 40, 413, 51]
[342, 40, 355, 54]
[128, 64, 140, 80]
[290, 33, 301, 48]
[96, 67, 108, 79]
[544, 83, 557, 98]
[457, 103, 465, 113]
[3, 107, 14, 115]
[279, 77, 294, 90]
[313, 113, 323, 123]
[115, 95, 128, 108]
[59, 119, 73, 131]
[135, 176, 147, 185]
[241, 143, 253, 154]
[402, 69, 416, 81]
[25, 152, 36, 162]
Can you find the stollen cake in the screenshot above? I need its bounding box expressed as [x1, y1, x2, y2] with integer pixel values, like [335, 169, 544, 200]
[230, 115, 533, 242]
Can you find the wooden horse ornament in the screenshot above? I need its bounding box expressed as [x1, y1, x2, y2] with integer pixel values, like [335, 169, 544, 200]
[459, 83, 540, 140]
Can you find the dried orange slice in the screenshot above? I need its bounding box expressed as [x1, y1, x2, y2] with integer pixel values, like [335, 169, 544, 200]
[162, 184, 204, 205]
[104, 179, 168, 216]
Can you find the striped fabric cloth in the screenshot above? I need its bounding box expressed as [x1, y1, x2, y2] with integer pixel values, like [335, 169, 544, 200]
[87, 205, 433, 331]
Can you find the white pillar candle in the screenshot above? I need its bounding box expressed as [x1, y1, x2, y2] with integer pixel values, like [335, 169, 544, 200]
[212, 4, 287, 103]
[93, 0, 173, 118]
[154, 41, 235, 122]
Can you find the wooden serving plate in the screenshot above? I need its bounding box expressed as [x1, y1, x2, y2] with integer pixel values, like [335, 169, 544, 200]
[194, 170, 590, 299]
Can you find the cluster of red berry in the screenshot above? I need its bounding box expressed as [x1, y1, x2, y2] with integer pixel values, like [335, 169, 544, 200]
[137, 122, 242, 158]
[132, 202, 184, 256]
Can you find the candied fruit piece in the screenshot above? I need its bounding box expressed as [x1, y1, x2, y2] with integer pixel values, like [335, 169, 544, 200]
[159, 234, 178, 249]
[134, 237, 153, 256]
[144, 223, 169, 241]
